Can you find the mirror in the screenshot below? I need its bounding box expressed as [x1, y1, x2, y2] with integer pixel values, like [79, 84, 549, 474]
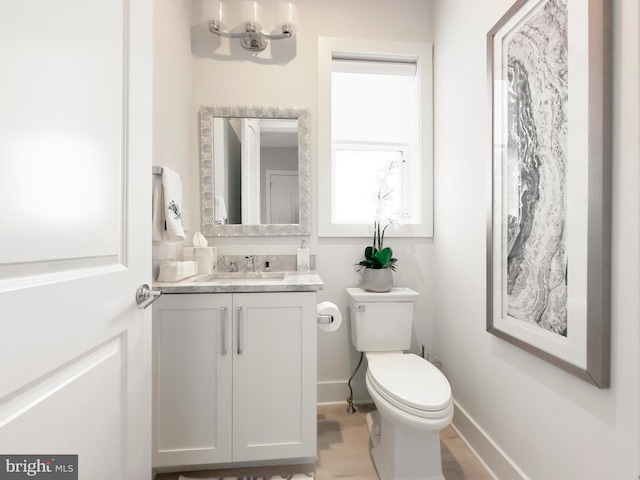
[199, 105, 310, 236]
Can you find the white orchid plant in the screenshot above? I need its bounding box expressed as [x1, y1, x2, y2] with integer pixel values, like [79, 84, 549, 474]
[357, 160, 410, 271]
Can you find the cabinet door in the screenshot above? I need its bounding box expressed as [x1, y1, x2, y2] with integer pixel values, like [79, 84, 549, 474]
[232, 292, 317, 462]
[153, 294, 233, 467]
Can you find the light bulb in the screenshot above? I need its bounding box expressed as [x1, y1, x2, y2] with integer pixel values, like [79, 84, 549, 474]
[204, 0, 227, 29]
[240, 1, 262, 31]
[277, 2, 297, 33]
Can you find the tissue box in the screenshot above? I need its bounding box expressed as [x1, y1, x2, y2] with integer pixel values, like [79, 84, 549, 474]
[195, 247, 217, 274]
[184, 246, 216, 274]
[157, 261, 197, 282]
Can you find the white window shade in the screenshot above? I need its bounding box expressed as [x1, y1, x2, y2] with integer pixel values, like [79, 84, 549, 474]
[318, 37, 433, 238]
[331, 58, 417, 75]
[332, 70, 414, 144]
[331, 57, 419, 225]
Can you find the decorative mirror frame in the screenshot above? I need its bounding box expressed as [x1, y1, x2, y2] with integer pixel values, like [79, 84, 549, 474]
[199, 105, 311, 236]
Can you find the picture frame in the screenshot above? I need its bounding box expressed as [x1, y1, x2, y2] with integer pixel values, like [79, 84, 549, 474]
[486, 0, 611, 387]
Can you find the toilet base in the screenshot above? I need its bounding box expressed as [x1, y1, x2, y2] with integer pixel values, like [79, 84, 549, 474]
[366, 410, 445, 480]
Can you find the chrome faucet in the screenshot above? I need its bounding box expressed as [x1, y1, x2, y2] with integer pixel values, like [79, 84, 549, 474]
[245, 255, 255, 272]
[228, 260, 237, 272]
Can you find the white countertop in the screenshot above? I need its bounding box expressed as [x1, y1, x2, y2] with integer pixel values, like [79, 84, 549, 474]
[154, 271, 324, 293]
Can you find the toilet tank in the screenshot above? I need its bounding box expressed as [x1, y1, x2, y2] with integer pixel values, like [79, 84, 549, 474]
[347, 287, 419, 352]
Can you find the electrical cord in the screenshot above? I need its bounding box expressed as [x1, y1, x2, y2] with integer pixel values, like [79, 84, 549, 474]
[345, 352, 364, 414]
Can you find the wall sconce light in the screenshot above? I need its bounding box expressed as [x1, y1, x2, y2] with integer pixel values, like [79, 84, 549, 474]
[207, 1, 296, 52]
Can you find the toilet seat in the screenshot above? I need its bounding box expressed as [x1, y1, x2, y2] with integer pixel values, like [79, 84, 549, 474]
[366, 353, 452, 419]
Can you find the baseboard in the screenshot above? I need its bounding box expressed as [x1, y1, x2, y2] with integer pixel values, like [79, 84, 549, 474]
[451, 401, 530, 480]
[317, 379, 370, 405]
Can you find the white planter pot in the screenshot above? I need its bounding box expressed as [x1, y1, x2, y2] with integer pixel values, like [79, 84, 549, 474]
[361, 268, 394, 292]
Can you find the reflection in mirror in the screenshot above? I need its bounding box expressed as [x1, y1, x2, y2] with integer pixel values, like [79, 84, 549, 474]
[200, 106, 310, 236]
[214, 117, 299, 225]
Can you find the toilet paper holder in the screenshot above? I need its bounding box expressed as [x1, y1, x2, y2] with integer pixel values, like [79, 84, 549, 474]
[316, 301, 342, 332]
[317, 313, 334, 324]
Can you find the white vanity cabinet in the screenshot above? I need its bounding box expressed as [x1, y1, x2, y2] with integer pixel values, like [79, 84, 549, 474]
[152, 292, 317, 469]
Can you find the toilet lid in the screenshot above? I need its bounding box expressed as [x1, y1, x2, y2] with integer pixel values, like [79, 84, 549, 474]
[367, 353, 451, 413]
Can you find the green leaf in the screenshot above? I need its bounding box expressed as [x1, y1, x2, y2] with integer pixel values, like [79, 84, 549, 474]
[373, 247, 393, 266]
[364, 246, 376, 261]
[357, 244, 398, 271]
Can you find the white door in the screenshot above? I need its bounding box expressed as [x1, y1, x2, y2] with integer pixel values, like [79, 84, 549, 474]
[0, 1, 152, 479]
[266, 170, 299, 224]
[241, 119, 261, 224]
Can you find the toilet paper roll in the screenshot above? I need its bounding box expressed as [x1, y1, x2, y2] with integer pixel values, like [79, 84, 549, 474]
[317, 301, 342, 333]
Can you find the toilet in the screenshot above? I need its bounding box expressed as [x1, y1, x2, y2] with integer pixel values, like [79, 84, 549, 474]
[347, 287, 453, 480]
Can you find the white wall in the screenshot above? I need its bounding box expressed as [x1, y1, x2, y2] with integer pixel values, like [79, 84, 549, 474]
[153, 1, 640, 477]
[432, 0, 640, 478]
[152, 0, 193, 273]
[153, 0, 192, 174]
[185, 0, 436, 403]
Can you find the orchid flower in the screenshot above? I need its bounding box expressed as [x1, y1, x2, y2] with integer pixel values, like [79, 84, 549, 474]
[357, 160, 411, 271]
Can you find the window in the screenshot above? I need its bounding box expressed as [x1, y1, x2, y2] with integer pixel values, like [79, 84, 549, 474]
[318, 38, 433, 237]
[334, 149, 405, 223]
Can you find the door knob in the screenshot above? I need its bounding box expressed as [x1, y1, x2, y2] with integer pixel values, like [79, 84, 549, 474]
[136, 284, 162, 309]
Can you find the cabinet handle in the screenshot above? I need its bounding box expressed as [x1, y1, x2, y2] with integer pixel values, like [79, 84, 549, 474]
[236, 306, 243, 355]
[221, 306, 228, 355]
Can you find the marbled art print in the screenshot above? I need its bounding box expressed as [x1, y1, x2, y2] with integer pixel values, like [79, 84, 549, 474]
[488, 0, 610, 387]
[504, 0, 568, 336]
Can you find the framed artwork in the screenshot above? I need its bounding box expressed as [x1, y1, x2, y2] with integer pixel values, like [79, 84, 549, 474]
[486, 0, 611, 387]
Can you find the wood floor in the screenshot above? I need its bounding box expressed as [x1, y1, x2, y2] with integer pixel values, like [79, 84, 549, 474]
[316, 403, 493, 480]
[155, 403, 494, 480]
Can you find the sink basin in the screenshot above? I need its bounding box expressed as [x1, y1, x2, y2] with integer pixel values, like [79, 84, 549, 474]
[196, 271, 287, 282]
